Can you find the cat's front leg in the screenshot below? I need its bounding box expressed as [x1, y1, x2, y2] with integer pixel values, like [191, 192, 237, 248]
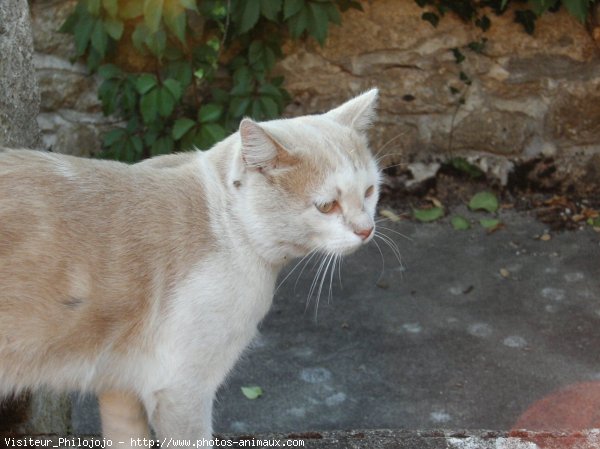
[149, 387, 215, 445]
[98, 390, 151, 448]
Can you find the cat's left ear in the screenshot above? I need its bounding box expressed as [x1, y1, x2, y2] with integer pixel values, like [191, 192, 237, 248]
[239, 118, 297, 172]
[325, 88, 378, 133]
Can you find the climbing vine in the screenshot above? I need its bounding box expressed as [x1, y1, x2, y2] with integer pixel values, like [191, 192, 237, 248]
[415, 0, 597, 35]
[60, 0, 362, 162]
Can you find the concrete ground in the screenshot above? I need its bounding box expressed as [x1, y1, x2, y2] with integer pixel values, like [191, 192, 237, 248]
[213, 207, 600, 434]
[70, 207, 600, 438]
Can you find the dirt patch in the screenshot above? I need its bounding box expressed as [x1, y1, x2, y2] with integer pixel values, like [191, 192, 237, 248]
[380, 158, 600, 232]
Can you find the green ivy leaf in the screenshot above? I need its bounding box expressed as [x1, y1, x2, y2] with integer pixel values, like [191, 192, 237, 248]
[413, 207, 444, 223]
[198, 104, 223, 123]
[103, 128, 127, 147]
[172, 118, 196, 140]
[144, 0, 164, 33]
[198, 123, 225, 148]
[259, 83, 283, 98]
[102, 0, 118, 17]
[229, 97, 251, 117]
[131, 23, 150, 53]
[120, 1, 144, 19]
[236, 0, 261, 33]
[157, 86, 176, 117]
[59, 8, 78, 34]
[135, 74, 158, 94]
[163, 60, 193, 88]
[73, 12, 95, 56]
[120, 79, 139, 115]
[140, 88, 159, 123]
[131, 135, 143, 155]
[86, 47, 103, 71]
[563, 0, 591, 22]
[307, 2, 330, 45]
[248, 40, 277, 72]
[287, 5, 309, 38]
[259, 96, 279, 118]
[179, 0, 198, 11]
[151, 135, 175, 155]
[324, 2, 341, 25]
[87, 0, 101, 16]
[451, 215, 470, 230]
[163, 78, 182, 101]
[283, 0, 304, 19]
[104, 18, 124, 40]
[163, 0, 186, 42]
[251, 98, 263, 119]
[468, 192, 499, 213]
[97, 63, 122, 80]
[260, 0, 282, 21]
[145, 28, 167, 58]
[230, 76, 253, 97]
[98, 78, 120, 114]
[241, 386, 263, 400]
[90, 20, 108, 56]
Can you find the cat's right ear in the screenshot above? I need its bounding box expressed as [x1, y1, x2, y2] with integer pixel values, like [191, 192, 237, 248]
[239, 119, 297, 172]
[325, 88, 378, 133]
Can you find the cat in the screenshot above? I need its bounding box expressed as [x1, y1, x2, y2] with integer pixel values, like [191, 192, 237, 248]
[0, 89, 381, 445]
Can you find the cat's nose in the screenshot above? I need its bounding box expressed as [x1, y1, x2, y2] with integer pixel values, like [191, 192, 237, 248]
[354, 227, 373, 240]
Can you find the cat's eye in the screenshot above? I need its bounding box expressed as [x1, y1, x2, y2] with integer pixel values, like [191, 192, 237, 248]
[316, 201, 338, 214]
[365, 185, 375, 198]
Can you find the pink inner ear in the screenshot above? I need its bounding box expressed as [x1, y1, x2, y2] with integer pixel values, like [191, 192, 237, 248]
[239, 119, 279, 169]
[239, 119, 299, 171]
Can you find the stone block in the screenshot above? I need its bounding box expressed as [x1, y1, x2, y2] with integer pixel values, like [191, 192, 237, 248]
[0, 0, 42, 149]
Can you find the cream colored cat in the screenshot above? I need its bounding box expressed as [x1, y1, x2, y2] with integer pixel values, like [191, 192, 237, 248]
[0, 89, 380, 444]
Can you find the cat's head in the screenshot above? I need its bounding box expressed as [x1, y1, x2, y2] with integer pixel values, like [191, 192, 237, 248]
[233, 89, 380, 265]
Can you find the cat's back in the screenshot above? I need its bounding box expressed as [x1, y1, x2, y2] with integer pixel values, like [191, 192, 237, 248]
[0, 149, 213, 377]
[0, 149, 132, 258]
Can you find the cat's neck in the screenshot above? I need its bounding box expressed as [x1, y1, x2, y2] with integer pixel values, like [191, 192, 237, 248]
[201, 135, 293, 271]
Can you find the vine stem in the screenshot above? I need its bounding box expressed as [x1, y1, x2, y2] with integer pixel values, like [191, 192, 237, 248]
[221, 0, 232, 51]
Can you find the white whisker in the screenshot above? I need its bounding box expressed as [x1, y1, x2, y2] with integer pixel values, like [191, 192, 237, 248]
[377, 226, 413, 242]
[374, 232, 403, 266]
[371, 237, 386, 283]
[306, 253, 329, 313]
[294, 249, 321, 292]
[314, 253, 335, 319]
[276, 249, 317, 293]
[337, 254, 343, 289]
[327, 254, 337, 304]
[373, 132, 409, 160]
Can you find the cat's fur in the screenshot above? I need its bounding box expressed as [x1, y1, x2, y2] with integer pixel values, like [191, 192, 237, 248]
[0, 90, 380, 443]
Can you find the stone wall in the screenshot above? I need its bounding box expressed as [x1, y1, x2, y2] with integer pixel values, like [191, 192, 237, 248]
[0, 0, 42, 148]
[30, 0, 600, 187]
[31, 0, 115, 157]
